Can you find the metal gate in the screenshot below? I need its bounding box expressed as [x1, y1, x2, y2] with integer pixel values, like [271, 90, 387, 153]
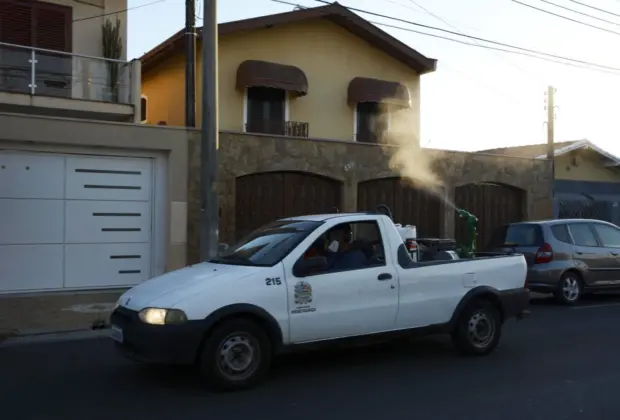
[454, 183, 525, 250]
[357, 177, 443, 237]
[235, 171, 342, 239]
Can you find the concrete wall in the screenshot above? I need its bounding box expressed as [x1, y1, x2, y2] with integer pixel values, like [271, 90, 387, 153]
[186, 132, 554, 263]
[142, 19, 422, 142]
[0, 112, 188, 271]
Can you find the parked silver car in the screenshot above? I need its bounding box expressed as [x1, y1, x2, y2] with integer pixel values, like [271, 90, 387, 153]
[487, 219, 620, 305]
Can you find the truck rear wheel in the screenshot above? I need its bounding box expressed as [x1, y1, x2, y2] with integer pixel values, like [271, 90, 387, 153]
[451, 300, 502, 356]
[198, 318, 272, 392]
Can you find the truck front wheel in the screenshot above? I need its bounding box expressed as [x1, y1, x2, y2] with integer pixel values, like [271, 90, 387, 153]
[451, 300, 502, 356]
[199, 317, 272, 391]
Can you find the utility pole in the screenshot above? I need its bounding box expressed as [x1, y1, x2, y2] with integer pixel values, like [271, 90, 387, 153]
[546, 85, 556, 217]
[200, 0, 219, 261]
[546, 86, 555, 160]
[184, 0, 196, 127]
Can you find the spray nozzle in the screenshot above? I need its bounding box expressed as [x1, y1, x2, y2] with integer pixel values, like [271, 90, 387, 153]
[456, 208, 478, 224]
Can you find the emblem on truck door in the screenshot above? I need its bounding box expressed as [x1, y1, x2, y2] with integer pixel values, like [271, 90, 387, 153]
[292, 281, 316, 314]
[294, 281, 313, 305]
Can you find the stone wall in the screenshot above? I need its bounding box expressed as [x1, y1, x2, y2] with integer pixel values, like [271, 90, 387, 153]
[187, 131, 553, 263]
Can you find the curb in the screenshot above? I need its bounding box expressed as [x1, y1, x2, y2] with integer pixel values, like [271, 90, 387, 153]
[0, 328, 110, 348]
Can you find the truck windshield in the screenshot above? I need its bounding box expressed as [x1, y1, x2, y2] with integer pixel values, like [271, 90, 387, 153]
[211, 220, 323, 267]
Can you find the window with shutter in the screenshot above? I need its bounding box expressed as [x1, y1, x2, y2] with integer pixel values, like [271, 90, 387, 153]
[356, 102, 388, 144]
[0, 1, 33, 46]
[0, 0, 71, 51]
[0, 1, 72, 96]
[246, 87, 286, 135]
[33, 1, 72, 52]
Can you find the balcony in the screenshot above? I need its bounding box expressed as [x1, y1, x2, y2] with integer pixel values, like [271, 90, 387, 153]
[0, 42, 141, 123]
[245, 120, 309, 138]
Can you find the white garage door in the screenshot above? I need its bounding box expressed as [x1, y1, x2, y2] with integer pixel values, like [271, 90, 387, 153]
[0, 151, 154, 293]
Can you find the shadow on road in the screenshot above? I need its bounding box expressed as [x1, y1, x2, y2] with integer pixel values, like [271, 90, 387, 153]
[529, 291, 620, 306]
[123, 335, 463, 392]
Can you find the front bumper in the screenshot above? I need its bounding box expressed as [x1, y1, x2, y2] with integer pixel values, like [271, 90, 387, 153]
[498, 288, 530, 320]
[109, 307, 205, 365]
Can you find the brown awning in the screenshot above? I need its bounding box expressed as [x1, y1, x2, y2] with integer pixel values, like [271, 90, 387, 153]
[347, 77, 411, 107]
[236, 60, 308, 96]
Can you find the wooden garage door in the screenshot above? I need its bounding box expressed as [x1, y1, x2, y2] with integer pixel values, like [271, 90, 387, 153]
[454, 183, 524, 250]
[357, 177, 443, 237]
[235, 171, 341, 239]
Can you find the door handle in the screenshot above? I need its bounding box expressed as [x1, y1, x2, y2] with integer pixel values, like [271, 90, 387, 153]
[575, 251, 583, 255]
[612, 252, 619, 256]
[378, 273, 392, 281]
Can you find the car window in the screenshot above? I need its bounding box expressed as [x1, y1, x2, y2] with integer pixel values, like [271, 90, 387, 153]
[488, 224, 543, 247]
[567, 223, 599, 247]
[592, 224, 620, 248]
[298, 220, 386, 275]
[551, 224, 572, 244]
[212, 220, 322, 267]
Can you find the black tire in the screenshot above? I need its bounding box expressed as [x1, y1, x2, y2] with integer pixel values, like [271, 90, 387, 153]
[451, 299, 502, 357]
[554, 271, 582, 305]
[198, 318, 272, 392]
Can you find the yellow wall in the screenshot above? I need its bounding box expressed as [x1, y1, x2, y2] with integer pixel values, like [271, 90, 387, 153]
[142, 19, 422, 141]
[554, 151, 620, 182]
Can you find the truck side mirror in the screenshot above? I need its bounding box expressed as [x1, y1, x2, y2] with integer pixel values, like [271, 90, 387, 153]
[293, 256, 328, 277]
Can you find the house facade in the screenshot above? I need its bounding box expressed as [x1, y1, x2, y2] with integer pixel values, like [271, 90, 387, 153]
[480, 140, 620, 225]
[0, 0, 189, 334]
[141, 4, 554, 262]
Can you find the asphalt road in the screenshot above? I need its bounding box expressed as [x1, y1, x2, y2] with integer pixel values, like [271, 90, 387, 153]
[2, 295, 620, 420]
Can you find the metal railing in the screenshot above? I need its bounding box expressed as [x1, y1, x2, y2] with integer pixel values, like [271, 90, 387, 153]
[0, 42, 135, 105]
[245, 120, 310, 137]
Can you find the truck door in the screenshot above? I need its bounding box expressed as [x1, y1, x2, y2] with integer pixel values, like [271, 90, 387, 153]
[285, 219, 399, 343]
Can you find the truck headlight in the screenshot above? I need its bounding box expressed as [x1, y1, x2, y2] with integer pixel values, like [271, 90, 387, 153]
[138, 308, 188, 325]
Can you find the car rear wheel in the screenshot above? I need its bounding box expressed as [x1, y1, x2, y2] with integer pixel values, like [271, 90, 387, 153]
[554, 272, 582, 305]
[451, 299, 502, 357]
[198, 318, 272, 392]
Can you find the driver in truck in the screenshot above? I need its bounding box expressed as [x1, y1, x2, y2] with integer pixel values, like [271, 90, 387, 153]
[325, 223, 367, 270]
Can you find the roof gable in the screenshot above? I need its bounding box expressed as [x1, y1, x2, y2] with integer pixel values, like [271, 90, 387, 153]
[140, 3, 437, 75]
[478, 140, 620, 167]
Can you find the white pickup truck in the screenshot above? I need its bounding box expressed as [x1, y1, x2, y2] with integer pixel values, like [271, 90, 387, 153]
[110, 212, 529, 391]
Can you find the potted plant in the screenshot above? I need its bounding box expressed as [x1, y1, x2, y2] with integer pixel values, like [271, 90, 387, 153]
[102, 18, 122, 102]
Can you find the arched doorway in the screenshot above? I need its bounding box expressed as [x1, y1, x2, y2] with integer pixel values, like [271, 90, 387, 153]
[454, 182, 525, 250]
[235, 171, 342, 239]
[358, 177, 443, 237]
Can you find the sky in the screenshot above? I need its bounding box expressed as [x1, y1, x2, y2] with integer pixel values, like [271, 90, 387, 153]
[127, 0, 620, 155]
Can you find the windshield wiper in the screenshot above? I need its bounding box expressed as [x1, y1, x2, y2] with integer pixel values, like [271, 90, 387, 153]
[210, 254, 256, 266]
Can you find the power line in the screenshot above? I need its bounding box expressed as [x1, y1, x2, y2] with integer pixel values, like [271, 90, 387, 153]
[540, 0, 620, 27]
[402, 0, 545, 83]
[73, 0, 169, 22]
[511, 0, 620, 37]
[375, 20, 620, 74]
[270, 0, 620, 74]
[568, 0, 620, 19]
[308, 0, 620, 73]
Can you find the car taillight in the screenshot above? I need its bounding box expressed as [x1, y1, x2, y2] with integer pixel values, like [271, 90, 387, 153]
[535, 242, 553, 264]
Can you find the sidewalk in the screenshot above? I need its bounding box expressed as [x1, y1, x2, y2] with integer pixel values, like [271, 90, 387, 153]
[0, 290, 123, 343]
